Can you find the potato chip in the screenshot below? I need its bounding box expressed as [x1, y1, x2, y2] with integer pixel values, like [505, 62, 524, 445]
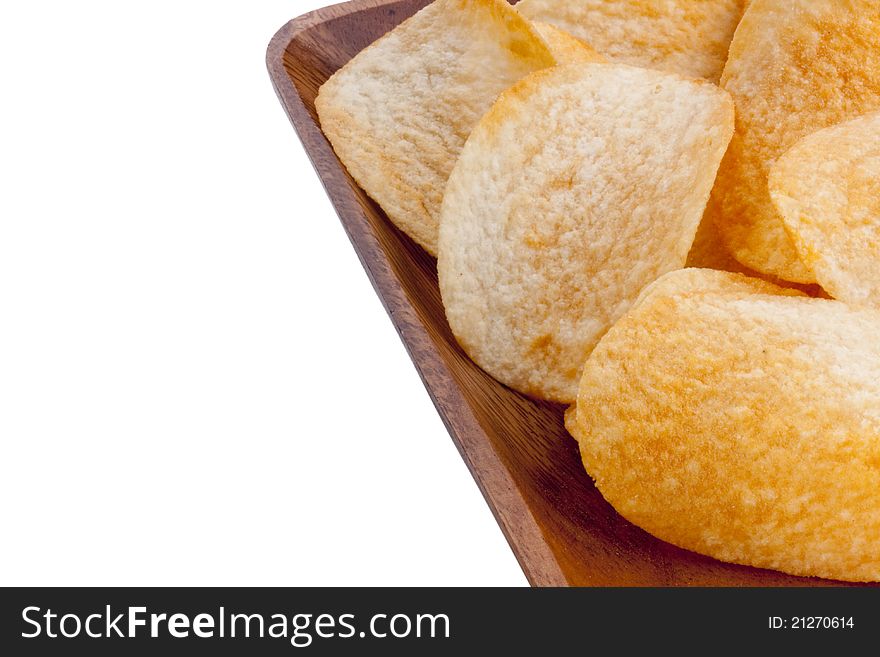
[707, 0, 880, 283]
[438, 64, 734, 402]
[575, 269, 880, 581]
[631, 267, 805, 310]
[686, 219, 829, 298]
[315, 0, 556, 255]
[531, 21, 605, 64]
[515, 0, 746, 81]
[566, 267, 803, 440]
[686, 216, 753, 275]
[769, 112, 880, 308]
[563, 404, 580, 442]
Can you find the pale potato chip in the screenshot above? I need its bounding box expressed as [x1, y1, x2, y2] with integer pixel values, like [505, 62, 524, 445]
[531, 21, 605, 64]
[315, 0, 555, 255]
[515, 0, 746, 81]
[438, 64, 734, 402]
[575, 269, 880, 582]
[769, 112, 880, 308]
[707, 0, 880, 283]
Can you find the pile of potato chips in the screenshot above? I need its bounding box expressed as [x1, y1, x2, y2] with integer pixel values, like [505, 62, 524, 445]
[316, 0, 880, 582]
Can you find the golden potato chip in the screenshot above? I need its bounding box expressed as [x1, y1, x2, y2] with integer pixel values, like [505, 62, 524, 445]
[575, 269, 880, 582]
[707, 0, 880, 283]
[567, 267, 803, 440]
[531, 21, 605, 64]
[631, 267, 804, 310]
[563, 403, 581, 442]
[438, 64, 734, 402]
[315, 0, 555, 255]
[769, 112, 880, 308]
[686, 220, 829, 298]
[515, 0, 746, 81]
[686, 216, 753, 275]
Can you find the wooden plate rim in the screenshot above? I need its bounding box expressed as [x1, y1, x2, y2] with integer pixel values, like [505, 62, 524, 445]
[266, 0, 566, 586]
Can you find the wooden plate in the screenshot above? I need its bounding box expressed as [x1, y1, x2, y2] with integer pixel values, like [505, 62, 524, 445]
[267, 0, 860, 586]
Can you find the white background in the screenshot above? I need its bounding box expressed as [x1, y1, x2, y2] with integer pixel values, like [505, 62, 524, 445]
[0, 1, 526, 586]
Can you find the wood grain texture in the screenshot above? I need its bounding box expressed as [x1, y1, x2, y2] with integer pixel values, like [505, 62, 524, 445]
[266, 0, 866, 587]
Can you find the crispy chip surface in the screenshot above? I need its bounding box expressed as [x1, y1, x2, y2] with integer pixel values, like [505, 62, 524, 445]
[531, 21, 605, 64]
[575, 269, 880, 582]
[769, 112, 880, 308]
[315, 0, 555, 255]
[438, 64, 734, 402]
[706, 0, 880, 283]
[515, 0, 745, 81]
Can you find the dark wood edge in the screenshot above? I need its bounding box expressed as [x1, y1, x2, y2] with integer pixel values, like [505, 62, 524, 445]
[266, 2, 567, 587]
